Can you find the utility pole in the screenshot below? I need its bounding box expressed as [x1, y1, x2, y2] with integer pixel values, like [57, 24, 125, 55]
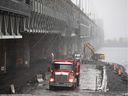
[76, 0, 77, 5]
[85, 0, 89, 14]
[79, 0, 81, 9]
[87, 0, 89, 14]
[82, 0, 84, 12]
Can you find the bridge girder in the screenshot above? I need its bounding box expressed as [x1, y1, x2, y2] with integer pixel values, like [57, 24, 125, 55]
[0, 12, 26, 39]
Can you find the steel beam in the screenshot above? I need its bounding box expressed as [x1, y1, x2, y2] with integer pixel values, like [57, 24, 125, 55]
[0, 14, 3, 36]
[0, 13, 23, 39]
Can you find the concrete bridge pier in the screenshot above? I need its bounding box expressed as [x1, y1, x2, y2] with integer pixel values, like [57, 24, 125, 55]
[23, 35, 30, 68]
[0, 40, 17, 73]
[15, 35, 30, 68]
[0, 37, 30, 75]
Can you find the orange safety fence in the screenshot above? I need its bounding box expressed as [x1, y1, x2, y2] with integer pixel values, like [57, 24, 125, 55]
[118, 67, 123, 76]
[113, 64, 118, 71]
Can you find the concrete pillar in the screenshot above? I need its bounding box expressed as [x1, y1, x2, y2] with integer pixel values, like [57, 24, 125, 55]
[63, 37, 68, 55]
[23, 35, 30, 68]
[15, 35, 30, 68]
[16, 39, 24, 68]
[0, 40, 6, 73]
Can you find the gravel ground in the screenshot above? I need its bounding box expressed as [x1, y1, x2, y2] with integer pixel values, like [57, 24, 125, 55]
[106, 64, 128, 92]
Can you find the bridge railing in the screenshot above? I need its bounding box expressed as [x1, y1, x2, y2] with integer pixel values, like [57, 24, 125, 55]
[27, 0, 84, 34]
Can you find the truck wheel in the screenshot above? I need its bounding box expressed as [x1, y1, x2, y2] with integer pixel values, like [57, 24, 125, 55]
[77, 77, 80, 86]
[49, 86, 54, 90]
[72, 83, 77, 89]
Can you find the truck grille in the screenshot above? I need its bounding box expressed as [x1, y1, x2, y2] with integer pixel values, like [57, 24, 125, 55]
[55, 75, 67, 83]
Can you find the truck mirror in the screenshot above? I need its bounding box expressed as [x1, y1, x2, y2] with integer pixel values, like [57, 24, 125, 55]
[48, 67, 51, 72]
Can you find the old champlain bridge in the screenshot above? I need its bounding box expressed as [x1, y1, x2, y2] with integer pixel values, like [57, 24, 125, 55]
[0, 0, 103, 93]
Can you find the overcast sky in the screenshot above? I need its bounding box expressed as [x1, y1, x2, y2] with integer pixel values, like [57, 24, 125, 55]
[72, 0, 128, 40]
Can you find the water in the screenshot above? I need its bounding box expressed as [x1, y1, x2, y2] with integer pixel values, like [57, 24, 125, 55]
[97, 47, 128, 73]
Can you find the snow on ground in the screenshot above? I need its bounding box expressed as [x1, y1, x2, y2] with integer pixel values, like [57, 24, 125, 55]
[80, 64, 101, 91]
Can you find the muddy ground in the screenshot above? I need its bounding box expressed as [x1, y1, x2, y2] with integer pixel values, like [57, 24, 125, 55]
[0, 60, 127, 95]
[19, 61, 128, 96]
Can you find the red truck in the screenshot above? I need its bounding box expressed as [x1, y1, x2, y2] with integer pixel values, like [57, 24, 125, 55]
[48, 58, 80, 90]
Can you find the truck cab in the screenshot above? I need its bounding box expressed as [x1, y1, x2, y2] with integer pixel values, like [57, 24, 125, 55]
[48, 59, 80, 89]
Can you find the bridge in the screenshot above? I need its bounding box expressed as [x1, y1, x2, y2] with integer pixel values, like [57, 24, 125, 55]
[0, 0, 103, 93]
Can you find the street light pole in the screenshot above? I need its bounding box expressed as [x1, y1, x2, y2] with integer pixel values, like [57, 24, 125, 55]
[76, 0, 77, 5]
[79, 0, 81, 9]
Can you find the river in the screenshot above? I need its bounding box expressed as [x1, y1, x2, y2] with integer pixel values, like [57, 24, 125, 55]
[97, 47, 128, 73]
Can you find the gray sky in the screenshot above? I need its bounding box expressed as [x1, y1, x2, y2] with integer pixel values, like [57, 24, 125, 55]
[72, 0, 128, 40]
[92, 0, 127, 40]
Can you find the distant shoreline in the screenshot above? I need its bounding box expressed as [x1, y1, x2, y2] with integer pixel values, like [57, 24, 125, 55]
[102, 46, 128, 48]
[103, 41, 128, 48]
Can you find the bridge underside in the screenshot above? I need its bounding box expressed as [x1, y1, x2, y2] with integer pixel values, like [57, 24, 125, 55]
[0, 32, 79, 74]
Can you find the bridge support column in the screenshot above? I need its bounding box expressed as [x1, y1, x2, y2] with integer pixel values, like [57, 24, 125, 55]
[15, 35, 30, 68]
[23, 35, 30, 68]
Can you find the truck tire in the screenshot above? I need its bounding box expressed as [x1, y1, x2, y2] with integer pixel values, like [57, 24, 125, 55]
[49, 85, 54, 90]
[72, 83, 77, 89]
[77, 76, 80, 86]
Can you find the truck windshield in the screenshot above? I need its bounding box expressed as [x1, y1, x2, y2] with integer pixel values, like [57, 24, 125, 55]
[53, 64, 73, 70]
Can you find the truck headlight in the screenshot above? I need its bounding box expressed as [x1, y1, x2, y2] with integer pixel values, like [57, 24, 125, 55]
[69, 78, 74, 83]
[49, 76, 54, 82]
